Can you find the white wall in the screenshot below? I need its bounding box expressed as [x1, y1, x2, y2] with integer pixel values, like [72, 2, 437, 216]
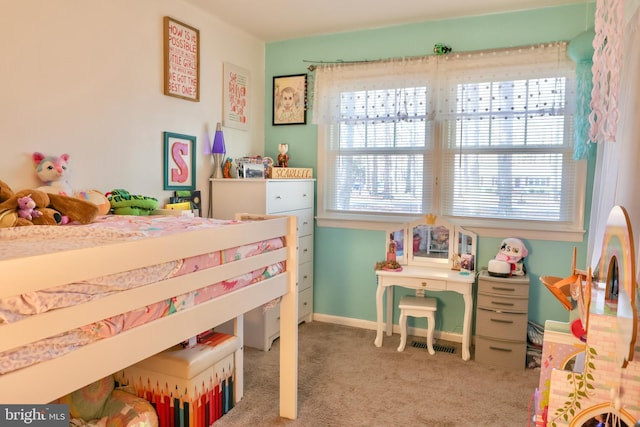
[0, 0, 265, 211]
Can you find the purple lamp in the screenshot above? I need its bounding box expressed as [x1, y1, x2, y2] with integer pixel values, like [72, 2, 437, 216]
[211, 122, 226, 179]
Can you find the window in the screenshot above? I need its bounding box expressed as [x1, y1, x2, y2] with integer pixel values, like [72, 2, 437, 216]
[440, 78, 577, 223]
[327, 87, 432, 215]
[312, 43, 586, 240]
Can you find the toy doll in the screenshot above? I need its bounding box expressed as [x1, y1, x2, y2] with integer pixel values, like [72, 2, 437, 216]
[488, 237, 528, 277]
[277, 144, 289, 167]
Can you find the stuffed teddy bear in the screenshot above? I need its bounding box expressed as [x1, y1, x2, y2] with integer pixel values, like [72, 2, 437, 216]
[0, 179, 99, 227]
[17, 194, 43, 221]
[47, 192, 100, 224]
[0, 186, 57, 227]
[487, 237, 528, 277]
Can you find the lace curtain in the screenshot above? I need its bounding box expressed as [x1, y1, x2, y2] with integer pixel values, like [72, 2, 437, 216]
[310, 58, 435, 125]
[310, 43, 575, 126]
[434, 43, 574, 121]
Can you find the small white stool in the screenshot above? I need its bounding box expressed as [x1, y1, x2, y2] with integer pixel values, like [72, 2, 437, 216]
[397, 296, 437, 355]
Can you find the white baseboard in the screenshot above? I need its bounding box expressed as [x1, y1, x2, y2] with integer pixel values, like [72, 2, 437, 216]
[310, 313, 463, 344]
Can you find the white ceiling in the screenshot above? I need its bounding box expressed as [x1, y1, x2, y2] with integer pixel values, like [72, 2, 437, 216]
[184, 0, 586, 42]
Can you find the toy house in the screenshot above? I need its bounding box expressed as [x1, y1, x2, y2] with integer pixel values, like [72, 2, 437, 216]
[535, 206, 639, 426]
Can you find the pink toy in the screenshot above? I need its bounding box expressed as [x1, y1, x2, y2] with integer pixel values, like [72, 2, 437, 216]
[33, 152, 73, 196]
[488, 237, 528, 277]
[495, 237, 528, 263]
[16, 194, 43, 221]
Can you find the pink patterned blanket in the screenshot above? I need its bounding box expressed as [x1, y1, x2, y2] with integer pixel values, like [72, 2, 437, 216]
[0, 215, 285, 374]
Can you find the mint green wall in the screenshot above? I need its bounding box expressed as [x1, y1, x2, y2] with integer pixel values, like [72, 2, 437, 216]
[265, 4, 596, 331]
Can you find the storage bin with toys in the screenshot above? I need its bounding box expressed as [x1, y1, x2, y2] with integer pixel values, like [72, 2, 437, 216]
[116, 331, 241, 426]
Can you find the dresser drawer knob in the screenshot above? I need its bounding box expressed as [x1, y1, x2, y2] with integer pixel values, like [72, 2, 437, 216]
[421, 281, 427, 287]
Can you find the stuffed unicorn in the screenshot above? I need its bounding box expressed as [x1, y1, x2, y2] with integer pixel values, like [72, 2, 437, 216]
[33, 152, 73, 196]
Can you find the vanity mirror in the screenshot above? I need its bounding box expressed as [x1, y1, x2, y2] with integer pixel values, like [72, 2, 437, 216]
[386, 214, 476, 272]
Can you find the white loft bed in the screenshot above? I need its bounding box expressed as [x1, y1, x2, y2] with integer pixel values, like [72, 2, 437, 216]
[0, 214, 298, 420]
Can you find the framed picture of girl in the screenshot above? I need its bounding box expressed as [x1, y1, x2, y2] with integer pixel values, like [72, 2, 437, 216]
[272, 74, 307, 125]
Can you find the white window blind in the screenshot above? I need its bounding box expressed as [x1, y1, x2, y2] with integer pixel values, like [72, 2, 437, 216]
[439, 77, 576, 222]
[313, 43, 584, 234]
[326, 86, 433, 215]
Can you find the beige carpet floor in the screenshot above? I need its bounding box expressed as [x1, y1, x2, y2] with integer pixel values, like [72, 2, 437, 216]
[215, 321, 540, 426]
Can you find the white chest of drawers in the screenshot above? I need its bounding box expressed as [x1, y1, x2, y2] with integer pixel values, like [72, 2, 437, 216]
[475, 269, 530, 369]
[210, 178, 314, 351]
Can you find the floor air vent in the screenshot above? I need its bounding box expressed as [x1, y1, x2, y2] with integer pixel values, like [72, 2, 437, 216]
[411, 341, 455, 354]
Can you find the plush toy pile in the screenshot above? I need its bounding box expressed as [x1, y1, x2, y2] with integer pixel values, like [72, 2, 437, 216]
[0, 179, 99, 228]
[32, 152, 111, 215]
[55, 375, 158, 427]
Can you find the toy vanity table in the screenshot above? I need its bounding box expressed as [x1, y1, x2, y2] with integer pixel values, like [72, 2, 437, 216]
[374, 215, 477, 360]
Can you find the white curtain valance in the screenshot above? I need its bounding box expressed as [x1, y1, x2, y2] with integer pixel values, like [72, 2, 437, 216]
[310, 58, 435, 125]
[310, 42, 574, 125]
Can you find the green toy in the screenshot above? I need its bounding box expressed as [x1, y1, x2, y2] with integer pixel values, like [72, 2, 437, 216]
[107, 189, 158, 215]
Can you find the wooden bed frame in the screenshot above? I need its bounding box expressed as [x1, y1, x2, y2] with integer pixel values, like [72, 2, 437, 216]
[0, 214, 298, 420]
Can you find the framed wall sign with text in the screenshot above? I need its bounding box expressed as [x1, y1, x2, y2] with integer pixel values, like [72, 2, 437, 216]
[163, 16, 200, 102]
[223, 62, 250, 131]
[163, 132, 196, 190]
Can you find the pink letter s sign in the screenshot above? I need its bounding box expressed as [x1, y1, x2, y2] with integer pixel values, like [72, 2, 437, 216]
[171, 141, 189, 183]
[164, 132, 195, 190]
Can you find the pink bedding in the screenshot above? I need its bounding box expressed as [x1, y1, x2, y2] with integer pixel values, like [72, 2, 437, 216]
[0, 215, 285, 374]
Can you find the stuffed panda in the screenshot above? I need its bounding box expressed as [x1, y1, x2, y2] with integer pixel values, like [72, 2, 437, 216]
[488, 237, 528, 277]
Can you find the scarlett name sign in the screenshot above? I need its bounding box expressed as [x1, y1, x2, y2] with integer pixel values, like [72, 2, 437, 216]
[164, 17, 200, 101]
[270, 167, 313, 179]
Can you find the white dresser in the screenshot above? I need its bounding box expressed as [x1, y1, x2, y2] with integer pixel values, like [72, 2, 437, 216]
[210, 178, 314, 351]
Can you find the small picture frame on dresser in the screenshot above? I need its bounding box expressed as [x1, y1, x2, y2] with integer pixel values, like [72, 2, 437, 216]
[460, 254, 475, 272]
[242, 162, 265, 179]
